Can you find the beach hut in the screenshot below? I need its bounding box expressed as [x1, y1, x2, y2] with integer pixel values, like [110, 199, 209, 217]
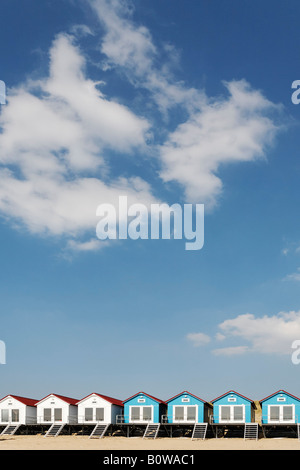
[36, 393, 78, 426]
[122, 391, 166, 424]
[164, 391, 212, 424]
[260, 390, 300, 425]
[211, 390, 256, 424]
[77, 393, 123, 424]
[0, 395, 37, 434]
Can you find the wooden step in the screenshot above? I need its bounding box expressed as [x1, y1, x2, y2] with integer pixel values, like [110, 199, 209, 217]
[44, 423, 65, 437]
[192, 423, 208, 440]
[143, 423, 160, 439]
[1, 424, 21, 435]
[89, 423, 109, 439]
[244, 423, 258, 440]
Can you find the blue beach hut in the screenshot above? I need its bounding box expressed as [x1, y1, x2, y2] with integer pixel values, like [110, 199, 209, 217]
[164, 391, 212, 424]
[122, 391, 166, 424]
[260, 390, 300, 425]
[211, 390, 256, 424]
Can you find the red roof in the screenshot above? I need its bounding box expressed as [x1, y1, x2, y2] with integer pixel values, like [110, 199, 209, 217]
[0, 395, 38, 407]
[211, 390, 255, 406]
[259, 389, 300, 403]
[123, 391, 165, 404]
[165, 390, 209, 404]
[76, 393, 123, 407]
[36, 394, 78, 406]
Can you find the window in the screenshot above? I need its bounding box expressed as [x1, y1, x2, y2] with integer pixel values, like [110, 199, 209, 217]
[1, 409, 8, 422]
[173, 405, 197, 422]
[269, 406, 280, 421]
[220, 405, 245, 422]
[143, 407, 152, 421]
[44, 408, 51, 421]
[269, 404, 294, 423]
[233, 406, 243, 421]
[96, 408, 104, 421]
[85, 408, 93, 421]
[174, 406, 184, 421]
[54, 408, 62, 422]
[220, 406, 230, 421]
[130, 406, 153, 422]
[187, 406, 196, 421]
[131, 407, 140, 421]
[283, 406, 293, 421]
[11, 409, 19, 422]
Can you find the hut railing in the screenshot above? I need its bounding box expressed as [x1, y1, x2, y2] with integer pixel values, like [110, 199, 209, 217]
[261, 414, 299, 425]
[0, 416, 38, 425]
[116, 415, 127, 424]
[116, 415, 154, 424]
[25, 416, 37, 424]
[209, 415, 248, 424]
[36, 415, 78, 424]
[77, 415, 111, 424]
[161, 414, 198, 424]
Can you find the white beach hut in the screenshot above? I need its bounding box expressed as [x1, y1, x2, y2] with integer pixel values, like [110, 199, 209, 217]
[77, 393, 123, 424]
[36, 393, 78, 435]
[76, 393, 123, 438]
[0, 395, 38, 434]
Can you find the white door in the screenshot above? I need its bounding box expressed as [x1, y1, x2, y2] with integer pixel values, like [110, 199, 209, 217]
[219, 405, 245, 423]
[130, 406, 153, 423]
[43, 407, 63, 422]
[268, 405, 295, 423]
[173, 405, 197, 423]
[0, 409, 19, 423]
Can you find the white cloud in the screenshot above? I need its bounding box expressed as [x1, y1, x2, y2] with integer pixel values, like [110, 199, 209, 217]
[1, 35, 150, 173]
[283, 268, 300, 282]
[216, 311, 300, 355]
[215, 333, 226, 341]
[0, 2, 286, 252]
[187, 311, 300, 357]
[0, 34, 157, 244]
[186, 332, 211, 347]
[159, 80, 280, 207]
[66, 238, 107, 252]
[88, 0, 283, 209]
[88, 0, 203, 113]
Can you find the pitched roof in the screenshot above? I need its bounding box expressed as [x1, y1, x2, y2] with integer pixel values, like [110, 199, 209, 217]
[123, 391, 165, 404]
[211, 390, 255, 407]
[36, 394, 78, 406]
[76, 393, 123, 407]
[259, 389, 300, 403]
[0, 395, 38, 407]
[165, 390, 208, 404]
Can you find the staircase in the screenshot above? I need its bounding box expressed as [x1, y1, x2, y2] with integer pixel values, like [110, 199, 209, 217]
[244, 423, 258, 440]
[44, 423, 65, 437]
[1, 424, 21, 436]
[89, 423, 110, 439]
[191, 423, 208, 440]
[143, 423, 160, 439]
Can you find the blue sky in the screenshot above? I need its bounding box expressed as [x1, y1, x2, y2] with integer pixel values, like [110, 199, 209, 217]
[1, 0, 300, 404]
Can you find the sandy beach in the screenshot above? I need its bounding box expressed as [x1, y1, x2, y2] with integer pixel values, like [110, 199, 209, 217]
[0, 435, 300, 450]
